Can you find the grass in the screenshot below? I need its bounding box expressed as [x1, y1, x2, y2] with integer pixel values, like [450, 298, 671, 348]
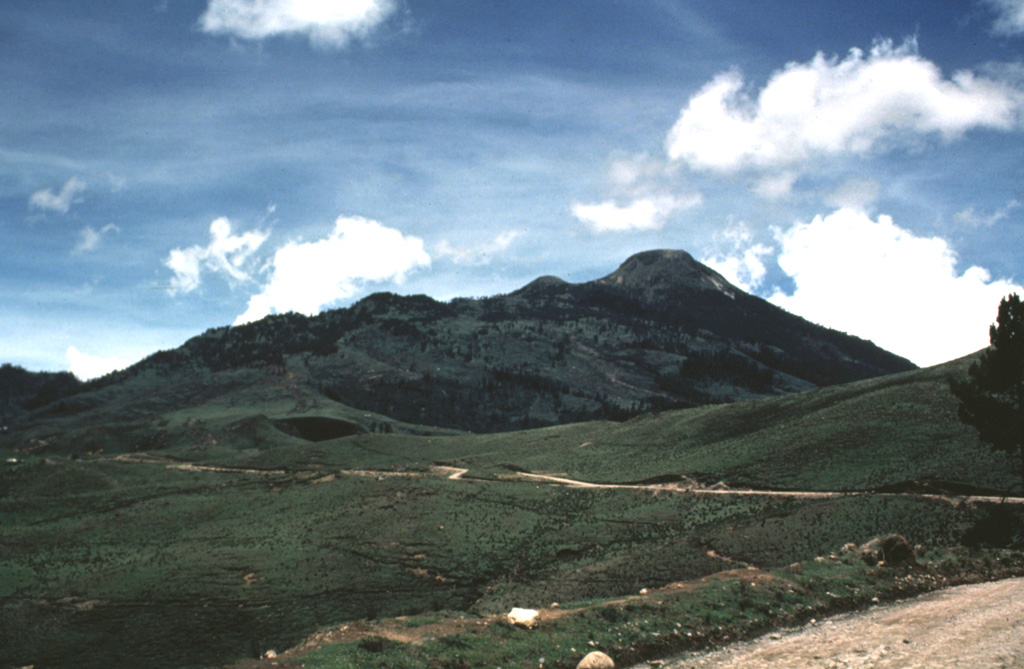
[453, 356, 1015, 491]
[295, 548, 1024, 669]
[2, 446, 1019, 668]
[1, 354, 1021, 668]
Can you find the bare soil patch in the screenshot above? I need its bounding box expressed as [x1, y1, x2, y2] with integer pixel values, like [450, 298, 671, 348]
[651, 577, 1024, 668]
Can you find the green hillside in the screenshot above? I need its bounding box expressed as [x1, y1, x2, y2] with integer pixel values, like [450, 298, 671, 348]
[442, 352, 1018, 492]
[1, 352, 1018, 668]
[184, 353, 1014, 493]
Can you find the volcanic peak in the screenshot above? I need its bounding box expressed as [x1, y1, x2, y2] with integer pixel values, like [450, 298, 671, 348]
[595, 249, 737, 300]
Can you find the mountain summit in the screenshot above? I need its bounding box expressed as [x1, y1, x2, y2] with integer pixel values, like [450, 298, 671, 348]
[3, 250, 915, 454]
[597, 249, 738, 299]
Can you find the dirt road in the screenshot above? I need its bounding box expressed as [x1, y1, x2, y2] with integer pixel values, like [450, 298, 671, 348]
[647, 577, 1024, 668]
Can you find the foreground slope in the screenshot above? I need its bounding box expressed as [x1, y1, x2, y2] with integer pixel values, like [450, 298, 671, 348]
[1, 354, 1017, 669]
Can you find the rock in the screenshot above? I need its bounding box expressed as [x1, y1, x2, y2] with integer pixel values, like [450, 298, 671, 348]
[507, 607, 540, 628]
[861, 534, 916, 567]
[879, 535, 916, 567]
[577, 650, 615, 669]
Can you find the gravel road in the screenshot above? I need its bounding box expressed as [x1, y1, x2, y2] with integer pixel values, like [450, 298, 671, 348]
[647, 577, 1024, 668]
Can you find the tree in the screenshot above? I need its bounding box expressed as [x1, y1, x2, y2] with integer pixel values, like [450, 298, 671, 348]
[950, 293, 1024, 489]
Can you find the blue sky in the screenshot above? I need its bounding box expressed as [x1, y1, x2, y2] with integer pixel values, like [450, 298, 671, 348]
[3, 0, 1023, 377]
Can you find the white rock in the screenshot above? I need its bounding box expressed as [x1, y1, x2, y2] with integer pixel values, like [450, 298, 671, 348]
[506, 607, 540, 628]
[577, 650, 615, 669]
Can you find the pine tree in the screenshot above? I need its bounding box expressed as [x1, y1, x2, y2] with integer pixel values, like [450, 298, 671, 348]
[950, 293, 1024, 488]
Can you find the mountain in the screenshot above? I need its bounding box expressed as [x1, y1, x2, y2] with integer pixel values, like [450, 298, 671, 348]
[2, 250, 914, 455]
[0, 364, 82, 426]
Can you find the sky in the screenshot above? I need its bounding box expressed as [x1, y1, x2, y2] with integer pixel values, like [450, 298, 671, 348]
[3, 0, 1024, 379]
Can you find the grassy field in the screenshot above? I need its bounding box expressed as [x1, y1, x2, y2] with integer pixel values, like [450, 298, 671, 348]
[1, 353, 1021, 668]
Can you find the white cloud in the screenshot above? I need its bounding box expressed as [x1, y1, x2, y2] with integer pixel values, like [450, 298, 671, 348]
[954, 199, 1020, 227]
[665, 39, 1022, 174]
[766, 207, 1023, 367]
[235, 215, 429, 325]
[67, 346, 133, 381]
[825, 178, 881, 211]
[436, 230, 519, 266]
[29, 177, 86, 213]
[572, 151, 702, 233]
[605, 152, 681, 195]
[701, 223, 774, 292]
[199, 0, 397, 47]
[754, 172, 798, 200]
[73, 224, 120, 254]
[572, 194, 701, 233]
[987, 0, 1024, 35]
[164, 217, 268, 294]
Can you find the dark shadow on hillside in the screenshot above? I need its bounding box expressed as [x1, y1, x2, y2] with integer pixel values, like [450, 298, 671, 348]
[962, 506, 1024, 548]
[271, 417, 366, 442]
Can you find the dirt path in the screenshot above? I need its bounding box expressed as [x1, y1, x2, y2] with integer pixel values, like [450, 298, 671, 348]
[644, 577, 1024, 668]
[520, 471, 848, 498]
[515, 472, 1024, 505]
[112, 454, 1024, 505]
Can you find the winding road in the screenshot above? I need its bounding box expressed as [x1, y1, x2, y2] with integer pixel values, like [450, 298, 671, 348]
[112, 454, 1024, 505]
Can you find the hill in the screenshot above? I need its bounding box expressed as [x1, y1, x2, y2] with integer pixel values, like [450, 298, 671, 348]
[2, 250, 913, 456]
[0, 363, 81, 426]
[1, 352, 1018, 669]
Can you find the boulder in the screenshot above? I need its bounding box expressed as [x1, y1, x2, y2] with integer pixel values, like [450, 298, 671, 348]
[860, 534, 917, 567]
[878, 534, 916, 566]
[577, 650, 615, 669]
[507, 607, 540, 628]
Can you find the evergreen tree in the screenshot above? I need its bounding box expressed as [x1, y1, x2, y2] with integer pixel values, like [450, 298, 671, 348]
[951, 293, 1024, 488]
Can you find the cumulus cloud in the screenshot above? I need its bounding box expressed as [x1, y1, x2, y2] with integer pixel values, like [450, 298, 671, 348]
[235, 215, 429, 325]
[572, 194, 701, 233]
[199, 0, 397, 47]
[700, 223, 774, 292]
[67, 346, 133, 381]
[73, 224, 120, 254]
[29, 177, 86, 214]
[665, 39, 1022, 174]
[766, 207, 1022, 367]
[435, 230, 519, 266]
[987, 0, 1024, 35]
[164, 217, 268, 294]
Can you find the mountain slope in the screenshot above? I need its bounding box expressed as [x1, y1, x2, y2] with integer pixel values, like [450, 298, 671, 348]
[431, 352, 1016, 493]
[3, 250, 914, 455]
[0, 352, 1014, 669]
